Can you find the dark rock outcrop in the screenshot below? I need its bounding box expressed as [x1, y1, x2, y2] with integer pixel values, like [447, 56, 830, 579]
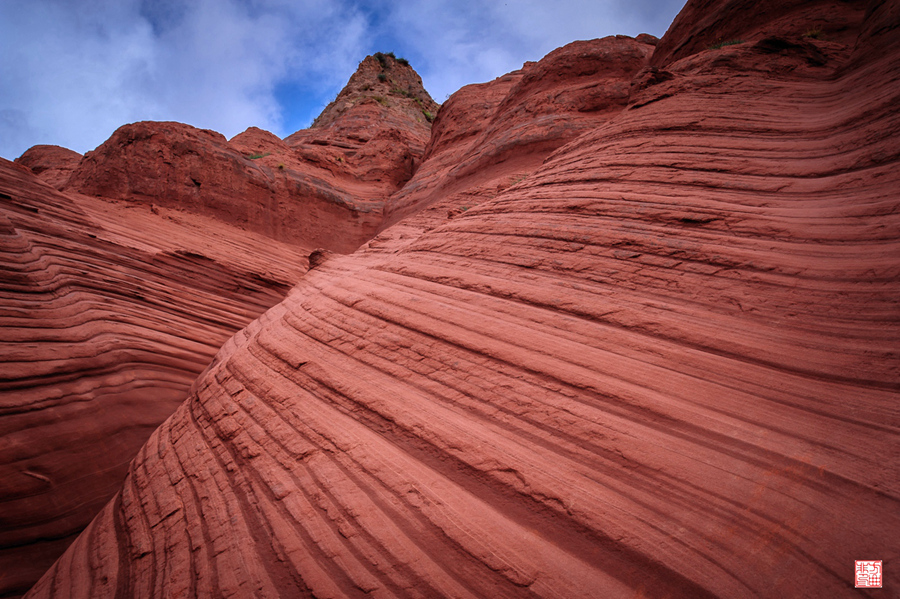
[650, 0, 869, 68]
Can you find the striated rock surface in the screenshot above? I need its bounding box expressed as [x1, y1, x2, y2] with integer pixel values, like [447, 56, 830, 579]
[377, 35, 655, 250]
[0, 160, 312, 598]
[21, 1, 900, 597]
[1, 53, 440, 598]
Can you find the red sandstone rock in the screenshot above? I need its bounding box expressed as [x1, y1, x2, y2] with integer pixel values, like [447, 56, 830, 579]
[16, 1, 900, 597]
[65, 54, 438, 255]
[303, 52, 438, 130]
[650, 0, 868, 68]
[1, 55, 439, 598]
[64, 120, 375, 253]
[0, 53, 439, 598]
[228, 125, 291, 158]
[14, 145, 82, 190]
[378, 36, 654, 245]
[0, 160, 312, 598]
[282, 55, 438, 195]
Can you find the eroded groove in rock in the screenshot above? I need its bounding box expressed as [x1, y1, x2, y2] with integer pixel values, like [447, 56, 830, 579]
[23, 0, 900, 597]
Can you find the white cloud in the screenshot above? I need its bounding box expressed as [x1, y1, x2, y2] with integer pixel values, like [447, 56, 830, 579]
[0, 0, 157, 157]
[0, 0, 370, 159]
[0, 0, 686, 160]
[377, 0, 684, 104]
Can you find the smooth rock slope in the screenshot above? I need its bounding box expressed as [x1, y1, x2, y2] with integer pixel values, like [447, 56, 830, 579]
[22, 0, 900, 597]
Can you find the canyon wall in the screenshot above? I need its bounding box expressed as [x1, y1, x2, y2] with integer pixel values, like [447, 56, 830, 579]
[1, 55, 440, 598]
[0, 159, 312, 597]
[9, 0, 900, 596]
[64, 54, 438, 254]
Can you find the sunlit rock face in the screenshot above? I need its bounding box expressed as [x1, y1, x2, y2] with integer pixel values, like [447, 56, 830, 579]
[18, 0, 900, 596]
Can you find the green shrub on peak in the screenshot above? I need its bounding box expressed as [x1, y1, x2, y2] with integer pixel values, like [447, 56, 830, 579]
[374, 52, 407, 67]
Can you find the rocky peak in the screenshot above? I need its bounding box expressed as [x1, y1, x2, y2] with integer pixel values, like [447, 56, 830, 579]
[311, 52, 440, 129]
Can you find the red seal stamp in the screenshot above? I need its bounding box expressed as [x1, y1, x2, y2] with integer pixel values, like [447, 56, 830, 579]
[855, 560, 883, 588]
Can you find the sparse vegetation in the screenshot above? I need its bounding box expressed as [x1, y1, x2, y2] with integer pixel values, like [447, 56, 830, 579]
[277, 162, 285, 170]
[423, 110, 435, 123]
[377, 73, 388, 82]
[391, 87, 414, 98]
[374, 52, 406, 68]
[803, 28, 824, 39]
[372, 95, 389, 106]
[709, 39, 744, 49]
[247, 152, 271, 160]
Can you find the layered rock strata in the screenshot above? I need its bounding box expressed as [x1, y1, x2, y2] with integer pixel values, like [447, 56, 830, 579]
[0, 161, 310, 597]
[22, 1, 900, 597]
[374, 36, 656, 256]
[2, 53, 440, 597]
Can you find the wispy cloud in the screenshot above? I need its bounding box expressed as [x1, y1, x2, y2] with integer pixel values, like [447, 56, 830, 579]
[382, 0, 684, 102]
[0, 0, 369, 158]
[0, 0, 685, 160]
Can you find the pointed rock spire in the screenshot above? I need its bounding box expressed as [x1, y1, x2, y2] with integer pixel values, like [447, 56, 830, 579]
[311, 52, 440, 129]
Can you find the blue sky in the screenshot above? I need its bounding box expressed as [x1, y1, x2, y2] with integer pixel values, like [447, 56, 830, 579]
[0, 0, 685, 160]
